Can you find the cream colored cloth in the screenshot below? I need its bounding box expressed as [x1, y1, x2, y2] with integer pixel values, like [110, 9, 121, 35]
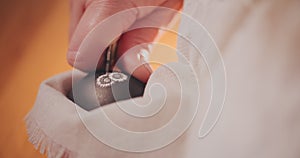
[26, 0, 300, 157]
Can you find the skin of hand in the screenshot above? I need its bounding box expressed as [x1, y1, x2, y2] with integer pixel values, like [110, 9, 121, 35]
[67, 0, 183, 83]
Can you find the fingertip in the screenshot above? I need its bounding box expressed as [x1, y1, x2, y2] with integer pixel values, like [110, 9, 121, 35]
[66, 49, 93, 72]
[117, 46, 153, 83]
[66, 50, 77, 67]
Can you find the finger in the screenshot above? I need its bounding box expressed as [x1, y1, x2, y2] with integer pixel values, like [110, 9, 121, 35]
[117, 28, 157, 83]
[69, 0, 85, 41]
[67, 1, 139, 71]
[117, 1, 183, 83]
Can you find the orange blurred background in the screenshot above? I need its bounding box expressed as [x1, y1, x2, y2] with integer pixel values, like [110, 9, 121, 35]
[0, 1, 177, 157]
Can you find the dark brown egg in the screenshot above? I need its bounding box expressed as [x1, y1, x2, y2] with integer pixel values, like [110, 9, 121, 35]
[68, 71, 145, 111]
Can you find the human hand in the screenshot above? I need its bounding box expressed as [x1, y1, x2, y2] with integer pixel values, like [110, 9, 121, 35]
[67, 0, 183, 83]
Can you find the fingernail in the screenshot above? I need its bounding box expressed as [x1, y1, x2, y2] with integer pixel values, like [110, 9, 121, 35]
[137, 51, 153, 82]
[137, 48, 150, 62]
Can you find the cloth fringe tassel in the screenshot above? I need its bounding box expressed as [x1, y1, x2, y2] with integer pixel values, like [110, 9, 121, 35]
[25, 115, 72, 158]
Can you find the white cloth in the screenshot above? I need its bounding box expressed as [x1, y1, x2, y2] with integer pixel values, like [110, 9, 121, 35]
[26, 0, 300, 157]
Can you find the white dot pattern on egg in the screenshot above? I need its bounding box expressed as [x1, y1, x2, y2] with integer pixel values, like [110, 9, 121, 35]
[96, 72, 128, 88]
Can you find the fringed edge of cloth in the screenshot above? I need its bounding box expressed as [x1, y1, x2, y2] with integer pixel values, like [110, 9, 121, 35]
[24, 114, 72, 158]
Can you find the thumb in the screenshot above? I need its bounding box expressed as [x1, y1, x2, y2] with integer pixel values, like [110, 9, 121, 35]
[116, 3, 182, 83]
[116, 28, 157, 83]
